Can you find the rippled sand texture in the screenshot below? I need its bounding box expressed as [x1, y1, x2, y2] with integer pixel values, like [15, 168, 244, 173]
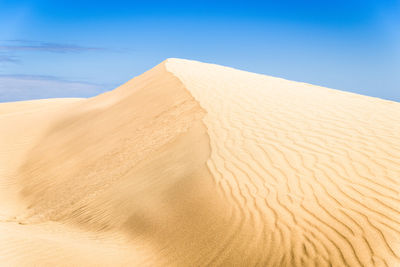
[0, 59, 399, 266]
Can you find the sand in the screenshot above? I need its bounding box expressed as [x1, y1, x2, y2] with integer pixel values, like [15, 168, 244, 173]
[0, 59, 399, 266]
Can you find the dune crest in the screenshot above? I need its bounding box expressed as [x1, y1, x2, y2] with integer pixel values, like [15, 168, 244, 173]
[0, 59, 399, 266]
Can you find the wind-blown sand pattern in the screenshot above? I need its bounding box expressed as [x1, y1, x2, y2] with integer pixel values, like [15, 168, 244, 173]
[0, 59, 399, 266]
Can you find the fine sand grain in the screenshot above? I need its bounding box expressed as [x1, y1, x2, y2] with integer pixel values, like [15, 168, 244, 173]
[0, 59, 399, 266]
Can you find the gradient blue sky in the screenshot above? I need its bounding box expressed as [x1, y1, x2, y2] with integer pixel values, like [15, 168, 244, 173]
[1, 0, 399, 102]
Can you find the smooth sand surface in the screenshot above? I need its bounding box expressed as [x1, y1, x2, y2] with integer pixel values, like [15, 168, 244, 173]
[0, 59, 399, 266]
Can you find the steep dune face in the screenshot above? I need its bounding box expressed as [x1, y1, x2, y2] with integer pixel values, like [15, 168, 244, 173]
[0, 59, 399, 266]
[17, 63, 210, 226]
[0, 61, 233, 266]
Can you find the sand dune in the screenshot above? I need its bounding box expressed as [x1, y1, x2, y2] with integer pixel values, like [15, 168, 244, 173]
[0, 59, 399, 266]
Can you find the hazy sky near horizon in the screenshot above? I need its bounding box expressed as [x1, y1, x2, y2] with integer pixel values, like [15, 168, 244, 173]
[0, 0, 399, 102]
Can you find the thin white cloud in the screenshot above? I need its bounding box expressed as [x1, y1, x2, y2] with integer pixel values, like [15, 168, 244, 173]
[0, 74, 110, 102]
[0, 41, 104, 53]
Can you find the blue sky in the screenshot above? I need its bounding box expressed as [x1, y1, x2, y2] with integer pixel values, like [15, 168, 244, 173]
[0, 0, 399, 102]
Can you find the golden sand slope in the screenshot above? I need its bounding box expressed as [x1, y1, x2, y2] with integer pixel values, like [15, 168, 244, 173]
[0, 59, 399, 266]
